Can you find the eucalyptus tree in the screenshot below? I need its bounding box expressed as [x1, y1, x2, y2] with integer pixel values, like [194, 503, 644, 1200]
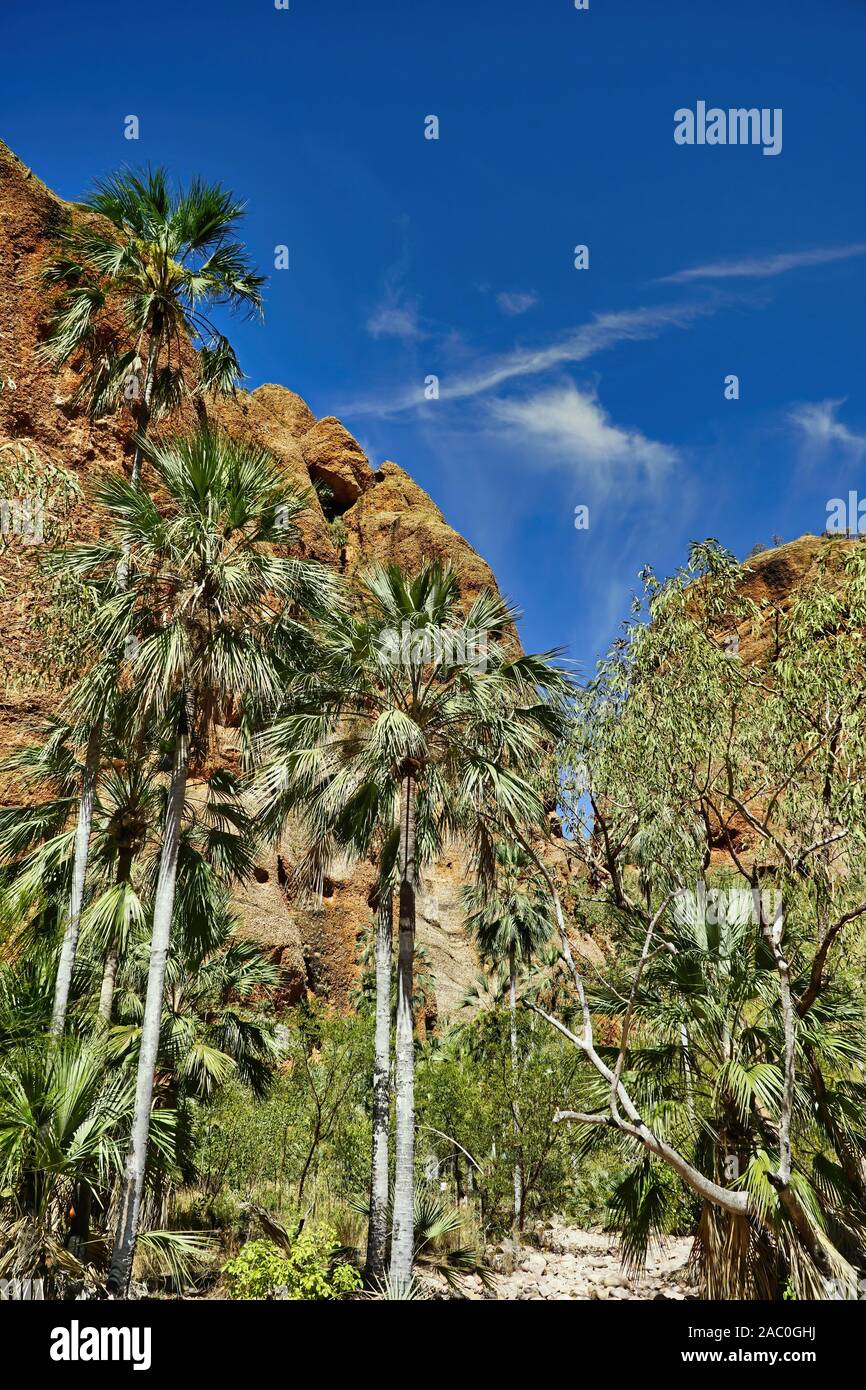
[40, 167, 265, 1034]
[50, 425, 338, 1295]
[546, 538, 866, 1297]
[464, 841, 551, 1228]
[256, 561, 570, 1290]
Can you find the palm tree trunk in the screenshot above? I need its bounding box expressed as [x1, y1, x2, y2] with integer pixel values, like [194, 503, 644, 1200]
[130, 336, 158, 489]
[66, 1180, 93, 1261]
[108, 713, 188, 1296]
[98, 947, 120, 1024]
[509, 944, 523, 1231]
[50, 724, 101, 1035]
[682, 1023, 695, 1119]
[118, 335, 158, 588]
[364, 889, 393, 1285]
[389, 770, 417, 1292]
[98, 843, 135, 1024]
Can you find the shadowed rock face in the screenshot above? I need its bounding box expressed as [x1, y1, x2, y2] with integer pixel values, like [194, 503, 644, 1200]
[732, 535, 857, 664]
[0, 139, 500, 1015]
[300, 417, 373, 511]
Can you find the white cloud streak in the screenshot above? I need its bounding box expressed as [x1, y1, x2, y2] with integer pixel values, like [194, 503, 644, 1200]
[658, 243, 866, 284]
[342, 301, 711, 418]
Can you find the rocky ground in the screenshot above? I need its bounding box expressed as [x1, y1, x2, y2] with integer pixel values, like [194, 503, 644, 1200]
[454, 1220, 698, 1301]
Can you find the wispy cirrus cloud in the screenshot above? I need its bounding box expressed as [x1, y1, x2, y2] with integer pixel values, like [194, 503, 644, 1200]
[787, 399, 866, 459]
[658, 243, 866, 285]
[366, 232, 428, 341]
[341, 301, 712, 418]
[496, 290, 538, 316]
[366, 295, 426, 341]
[487, 381, 677, 489]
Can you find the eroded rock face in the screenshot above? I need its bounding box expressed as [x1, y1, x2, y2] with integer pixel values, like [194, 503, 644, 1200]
[730, 535, 856, 665]
[344, 461, 499, 603]
[235, 838, 482, 1020]
[301, 416, 373, 511]
[0, 138, 521, 1016]
[252, 384, 317, 439]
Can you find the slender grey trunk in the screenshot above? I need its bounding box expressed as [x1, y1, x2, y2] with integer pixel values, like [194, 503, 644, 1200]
[118, 335, 158, 591]
[108, 714, 188, 1296]
[130, 337, 158, 490]
[98, 843, 135, 1025]
[50, 724, 102, 1035]
[681, 1022, 695, 1119]
[509, 944, 523, 1230]
[364, 890, 393, 1284]
[389, 771, 417, 1292]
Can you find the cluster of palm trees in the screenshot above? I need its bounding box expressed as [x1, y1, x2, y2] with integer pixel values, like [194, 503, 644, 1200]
[255, 567, 570, 1286]
[1, 165, 571, 1296]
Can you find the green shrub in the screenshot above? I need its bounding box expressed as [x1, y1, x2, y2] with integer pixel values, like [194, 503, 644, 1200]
[221, 1230, 361, 1301]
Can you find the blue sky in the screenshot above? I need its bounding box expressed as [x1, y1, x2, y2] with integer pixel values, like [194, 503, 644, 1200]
[3, 0, 865, 672]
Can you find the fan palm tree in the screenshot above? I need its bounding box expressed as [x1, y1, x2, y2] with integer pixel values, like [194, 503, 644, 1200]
[0, 719, 265, 1041]
[256, 561, 570, 1290]
[0, 714, 103, 1037]
[41, 166, 265, 464]
[0, 1031, 192, 1294]
[0, 1037, 133, 1292]
[50, 425, 339, 1294]
[109, 918, 279, 1106]
[88, 757, 158, 1025]
[0, 951, 58, 1055]
[1, 709, 165, 1028]
[464, 840, 552, 1228]
[590, 885, 866, 1298]
[105, 765, 278, 1108]
[0, 745, 277, 1253]
[40, 167, 265, 1036]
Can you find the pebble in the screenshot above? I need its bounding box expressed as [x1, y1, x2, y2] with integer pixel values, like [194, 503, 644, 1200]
[440, 1218, 698, 1301]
